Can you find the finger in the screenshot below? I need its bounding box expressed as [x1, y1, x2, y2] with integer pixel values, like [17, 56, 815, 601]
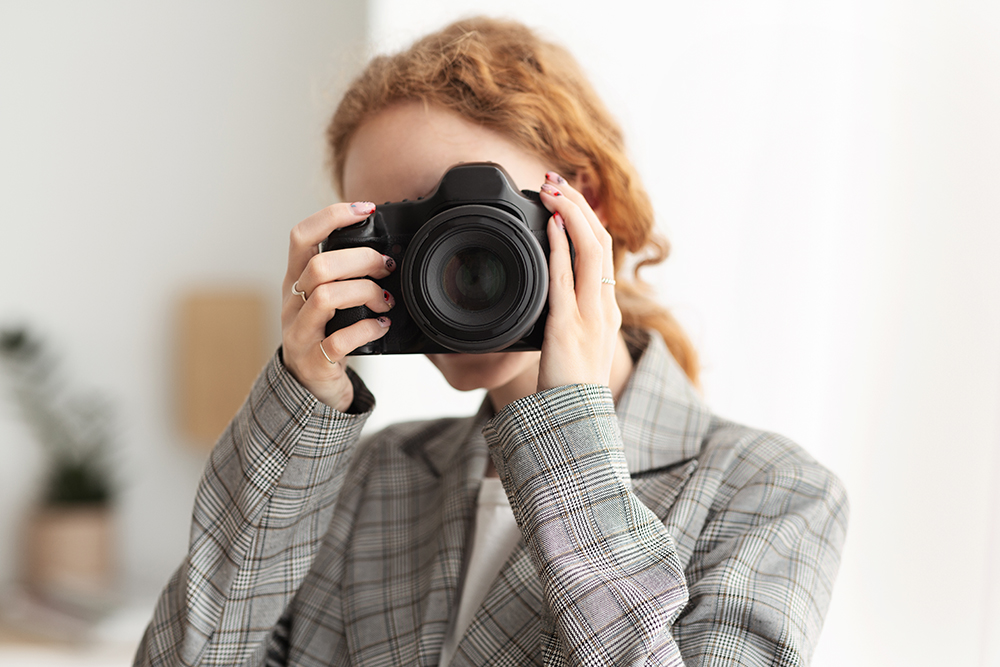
[545, 212, 577, 316]
[296, 246, 395, 298]
[285, 201, 376, 291]
[320, 315, 391, 361]
[545, 172, 615, 281]
[539, 183, 603, 304]
[285, 279, 394, 348]
[545, 172, 602, 230]
[282, 246, 396, 328]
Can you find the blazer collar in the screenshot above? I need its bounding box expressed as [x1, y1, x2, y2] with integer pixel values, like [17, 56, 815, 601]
[419, 331, 711, 477]
[615, 331, 712, 472]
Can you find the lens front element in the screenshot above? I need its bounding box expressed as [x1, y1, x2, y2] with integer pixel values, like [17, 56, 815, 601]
[442, 248, 507, 312]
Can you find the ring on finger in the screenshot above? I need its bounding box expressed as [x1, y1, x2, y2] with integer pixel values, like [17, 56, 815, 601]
[292, 280, 307, 302]
[601, 277, 616, 286]
[319, 339, 337, 365]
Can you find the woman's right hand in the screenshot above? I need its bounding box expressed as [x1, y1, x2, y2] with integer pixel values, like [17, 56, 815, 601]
[281, 201, 396, 411]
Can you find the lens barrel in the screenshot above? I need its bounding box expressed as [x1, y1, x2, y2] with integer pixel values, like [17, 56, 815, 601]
[401, 204, 548, 353]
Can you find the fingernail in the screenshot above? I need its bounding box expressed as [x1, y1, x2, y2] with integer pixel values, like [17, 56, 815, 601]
[554, 211, 565, 231]
[382, 289, 395, 308]
[351, 201, 375, 215]
[376, 316, 391, 328]
[546, 171, 567, 185]
[540, 183, 562, 196]
[383, 254, 396, 271]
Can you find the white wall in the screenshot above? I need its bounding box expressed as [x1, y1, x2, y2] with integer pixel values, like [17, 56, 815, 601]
[0, 0, 367, 600]
[365, 2, 1000, 666]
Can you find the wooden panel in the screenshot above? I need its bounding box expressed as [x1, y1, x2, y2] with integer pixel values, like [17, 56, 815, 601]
[177, 290, 268, 446]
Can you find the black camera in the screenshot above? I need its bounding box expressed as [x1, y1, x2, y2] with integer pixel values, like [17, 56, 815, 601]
[322, 162, 554, 354]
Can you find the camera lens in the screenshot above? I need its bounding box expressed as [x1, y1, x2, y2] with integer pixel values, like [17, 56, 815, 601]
[442, 247, 507, 312]
[402, 204, 548, 353]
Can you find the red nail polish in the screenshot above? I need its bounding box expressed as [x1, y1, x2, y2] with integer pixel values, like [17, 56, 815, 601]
[351, 201, 376, 215]
[546, 171, 567, 185]
[554, 212, 565, 231]
[540, 183, 562, 196]
[383, 289, 395, 307]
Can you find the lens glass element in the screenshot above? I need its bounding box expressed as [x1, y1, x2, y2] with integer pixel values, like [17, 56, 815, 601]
[441, 247, 507, 312]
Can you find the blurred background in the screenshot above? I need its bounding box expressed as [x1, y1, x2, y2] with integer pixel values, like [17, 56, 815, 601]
[1, 1, 998, 665]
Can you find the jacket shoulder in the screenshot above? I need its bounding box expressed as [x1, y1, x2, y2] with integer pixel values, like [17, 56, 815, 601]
[700, 417, 849, 520]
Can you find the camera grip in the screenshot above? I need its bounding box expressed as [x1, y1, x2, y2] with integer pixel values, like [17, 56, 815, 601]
[325, 306, 382, 355]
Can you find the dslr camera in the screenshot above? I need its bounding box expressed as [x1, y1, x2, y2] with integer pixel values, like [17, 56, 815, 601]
[322, 162, 555, 354]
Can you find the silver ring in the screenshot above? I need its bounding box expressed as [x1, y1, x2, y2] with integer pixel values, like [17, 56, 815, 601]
[319, 340, 337, 365]
[601, 277, 616, 286]
[291, 280, 307, 302]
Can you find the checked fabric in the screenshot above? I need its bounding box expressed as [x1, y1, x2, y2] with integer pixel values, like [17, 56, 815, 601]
[135, 331, 848, 667]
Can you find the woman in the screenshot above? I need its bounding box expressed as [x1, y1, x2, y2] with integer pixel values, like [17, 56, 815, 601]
[137, 17, 847, 667]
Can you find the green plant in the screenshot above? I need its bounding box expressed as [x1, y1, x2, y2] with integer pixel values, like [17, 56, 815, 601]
[0, 327, 115, 506]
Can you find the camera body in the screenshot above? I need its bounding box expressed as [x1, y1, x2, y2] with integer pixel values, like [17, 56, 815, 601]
[322, 162, 554, 355]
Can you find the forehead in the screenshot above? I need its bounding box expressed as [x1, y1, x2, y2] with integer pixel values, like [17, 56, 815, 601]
[341, 101, 547, 204]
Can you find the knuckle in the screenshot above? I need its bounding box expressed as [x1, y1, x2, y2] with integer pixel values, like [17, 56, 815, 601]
[301, 254, 321, 283]
[557, 271, 575, 291]
[289, 224, 306, 249]
[311, 283, 336, 310]
[325, 332, 349, 358]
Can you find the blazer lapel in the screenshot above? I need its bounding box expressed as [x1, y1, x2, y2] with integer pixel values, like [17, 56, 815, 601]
[615, 332, 711, 474]
[414, 433, 487, 667]
[631, 459, 700, 517]
[342, 414, 489, 667]
[448, 541, 545, 667]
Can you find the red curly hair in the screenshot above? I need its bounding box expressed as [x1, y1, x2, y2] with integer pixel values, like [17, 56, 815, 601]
[327, 17, 698, 384]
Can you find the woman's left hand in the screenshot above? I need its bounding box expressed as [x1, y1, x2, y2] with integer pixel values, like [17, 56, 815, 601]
[536, 171, 622, 392]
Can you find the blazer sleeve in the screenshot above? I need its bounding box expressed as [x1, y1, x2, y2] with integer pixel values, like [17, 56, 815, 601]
[482, 384, 848, 667]
[483, 383, 690, 667]
[134, 351, 374, 667]
[669, 430, 849, 666]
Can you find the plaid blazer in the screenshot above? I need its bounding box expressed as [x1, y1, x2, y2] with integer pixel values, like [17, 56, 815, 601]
[136, 332, 848, 667]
